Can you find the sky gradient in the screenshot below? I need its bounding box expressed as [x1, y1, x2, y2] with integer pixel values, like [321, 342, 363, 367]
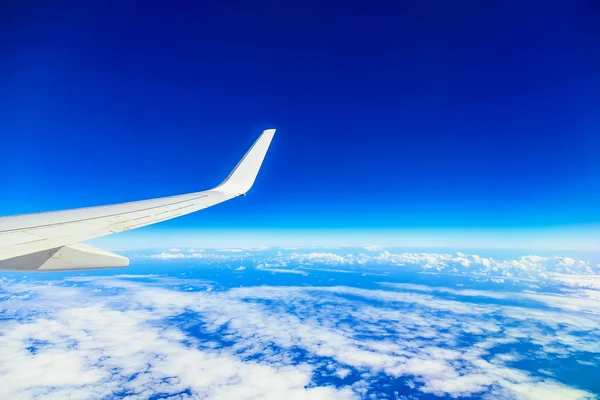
[1, 1, 599, 250]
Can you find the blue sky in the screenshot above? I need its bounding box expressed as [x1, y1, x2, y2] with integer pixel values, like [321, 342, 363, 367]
[1, 1, 599, 249]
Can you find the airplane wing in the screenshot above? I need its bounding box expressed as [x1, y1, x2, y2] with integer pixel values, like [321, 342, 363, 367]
[0, 129, 276, 272]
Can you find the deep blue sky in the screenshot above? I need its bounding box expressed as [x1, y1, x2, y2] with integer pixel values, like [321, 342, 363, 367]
[1, 1, 599, 241]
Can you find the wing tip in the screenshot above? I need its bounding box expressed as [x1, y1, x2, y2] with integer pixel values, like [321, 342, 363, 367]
[216, 128, 276, 194]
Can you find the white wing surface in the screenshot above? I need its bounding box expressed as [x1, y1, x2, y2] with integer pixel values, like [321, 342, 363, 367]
[0, 129, 276, 271]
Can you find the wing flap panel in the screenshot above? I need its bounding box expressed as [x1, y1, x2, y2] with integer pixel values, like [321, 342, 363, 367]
[0, 243, 129, 272]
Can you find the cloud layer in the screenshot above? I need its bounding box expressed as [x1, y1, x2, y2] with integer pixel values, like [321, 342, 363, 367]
[1, 268, 598, 399]
[144, 248, 600, 284]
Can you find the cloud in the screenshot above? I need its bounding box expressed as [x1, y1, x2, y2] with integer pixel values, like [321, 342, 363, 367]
[363, 245, 384, 251]
[256, 267, 308, 275]
[0, 279, 353, 399]
[149, 252, 188, 259]
[550, 273, 600, 290]
[1, 274, 597, 399]
[144, 249, 599, 284]
[299, 267, 355, 274]
[147, 251, 233, 261]
[292, 250, 598, 280]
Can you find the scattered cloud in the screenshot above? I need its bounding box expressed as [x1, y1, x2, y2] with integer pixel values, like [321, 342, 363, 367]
[0, 272, 597, 399]
[144, 249, 599, 286]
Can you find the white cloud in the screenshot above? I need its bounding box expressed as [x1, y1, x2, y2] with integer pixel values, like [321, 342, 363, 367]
[0, 280, 355, 399]
[363, 245, 384, 251]
[300, 267, 354, 274]
[256, 267, 308, 275]
[550, 273, 600, 290]
[147, 252, 233, 261]
[0, 275, 597, 399]
[380, 282, 600, 316]
[141, 249, 600, 289]
[499, 379, 593, 400]
[149, 252, 187, 259]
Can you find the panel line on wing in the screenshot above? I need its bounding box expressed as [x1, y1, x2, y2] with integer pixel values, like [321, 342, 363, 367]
[0, 194, 211, 234]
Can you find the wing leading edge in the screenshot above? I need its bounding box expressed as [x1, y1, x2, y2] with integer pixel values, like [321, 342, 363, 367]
[0, 129, 276, 271]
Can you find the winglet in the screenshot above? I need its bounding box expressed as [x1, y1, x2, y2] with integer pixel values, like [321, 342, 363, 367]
[216, 129, 276, 195]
